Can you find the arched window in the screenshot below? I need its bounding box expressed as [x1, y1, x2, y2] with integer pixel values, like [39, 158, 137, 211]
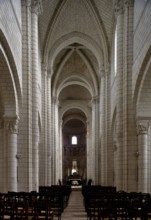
[71, 136, 77, 145]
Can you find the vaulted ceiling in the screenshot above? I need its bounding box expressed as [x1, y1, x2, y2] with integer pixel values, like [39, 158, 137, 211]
[38, 0, 115, 128]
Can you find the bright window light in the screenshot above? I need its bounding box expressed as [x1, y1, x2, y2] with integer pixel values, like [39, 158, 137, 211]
[72, 136, 77, 145]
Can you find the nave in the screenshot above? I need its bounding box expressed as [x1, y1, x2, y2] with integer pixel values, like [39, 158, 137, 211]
[61, 190, 87, 220]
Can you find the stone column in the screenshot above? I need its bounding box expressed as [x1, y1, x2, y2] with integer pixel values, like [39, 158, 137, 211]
[137, 120, 149, 192]
[51, 96, 57, 184]
[100, 67, 106, 185]
[91, 96, 99, 184]
[86, 119, 91, 180]
[55, 99, 60, 183]
[105, 66, 113, 185]
[31, 0, 42, 191]
[5, 117, 19, 192]
[47, 73, 52, 185]
[114, 0, 124, 190]
[20, 0, 33, 192]
[40, 65, 48, 186]
[0, 119, 4, 191]
[59, 119, 63, 181]
[123, 0, 136, 192]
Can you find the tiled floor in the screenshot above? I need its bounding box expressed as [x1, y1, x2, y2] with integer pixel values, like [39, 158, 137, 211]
[61, 190, 87, 220]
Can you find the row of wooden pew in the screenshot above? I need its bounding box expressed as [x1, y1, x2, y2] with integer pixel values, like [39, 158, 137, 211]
[82, 185, 151, 220]
[0, 185, 71, 220]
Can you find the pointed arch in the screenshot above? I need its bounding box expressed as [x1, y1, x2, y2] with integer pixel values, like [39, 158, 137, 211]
[133, 46, 151, 114]
[0, 30, 22, 115]
[52, 48, 99, 97]
[46, 32, 103, 73]
[43, 0, 108, 68]
[0, 44, 18, 116]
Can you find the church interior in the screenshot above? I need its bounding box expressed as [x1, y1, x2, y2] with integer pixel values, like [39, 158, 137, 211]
[0, 0, 151, 218]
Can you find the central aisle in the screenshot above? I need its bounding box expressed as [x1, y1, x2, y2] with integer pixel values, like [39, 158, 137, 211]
[61, 190, 87, 220]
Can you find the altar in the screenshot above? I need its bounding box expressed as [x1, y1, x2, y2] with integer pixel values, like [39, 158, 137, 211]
[67, 174, 83, 186]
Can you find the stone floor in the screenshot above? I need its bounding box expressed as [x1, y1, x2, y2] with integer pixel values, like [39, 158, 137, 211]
[61, 190, 87, 220]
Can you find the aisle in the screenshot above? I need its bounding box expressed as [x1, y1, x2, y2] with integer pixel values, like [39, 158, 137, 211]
[61, 190, 87, 220]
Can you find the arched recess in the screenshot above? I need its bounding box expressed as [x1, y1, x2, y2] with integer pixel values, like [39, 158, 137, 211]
[134, 46, 151, 193]
[57, 80, 93, 180]
[0, 46, 18, 116]
[133, 46, 151, 111]
[0, 32, 21, 192]
[62, 111, 87, 183]
[0, 30, 22, 112]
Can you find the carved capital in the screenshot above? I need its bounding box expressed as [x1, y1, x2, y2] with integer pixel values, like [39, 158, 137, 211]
[4, 116, 19, 134]
[91, 96, 99, 105]
[31, 0, 43, 15]
[124, 0, 135, 7]
[114, 0, 124, 17]
[136, 120, 150, 135]
[21, 0, 31, 7]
